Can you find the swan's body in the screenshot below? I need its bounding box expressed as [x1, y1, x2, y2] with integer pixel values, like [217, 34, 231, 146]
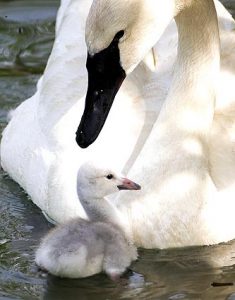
[79, 0, 235, 248]
[35, 162, 139, 279]
[1, 0, 235, 248]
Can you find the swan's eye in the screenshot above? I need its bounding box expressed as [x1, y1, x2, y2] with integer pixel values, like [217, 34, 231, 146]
[106, 174, 114, 180]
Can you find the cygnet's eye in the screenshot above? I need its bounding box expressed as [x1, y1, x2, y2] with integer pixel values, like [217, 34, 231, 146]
[106, 174, 114, 180]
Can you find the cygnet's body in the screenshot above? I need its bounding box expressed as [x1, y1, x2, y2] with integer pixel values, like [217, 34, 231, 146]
[35, 162, 140, 279]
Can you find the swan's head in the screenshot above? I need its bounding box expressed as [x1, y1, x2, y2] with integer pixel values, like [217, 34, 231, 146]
[76, 0, 175, 148]
[77, 161, 141, 199]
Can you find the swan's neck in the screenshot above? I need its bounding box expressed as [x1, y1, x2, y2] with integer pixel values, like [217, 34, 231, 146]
[161, 0, 220, 133]
[117, 1, 221, 247]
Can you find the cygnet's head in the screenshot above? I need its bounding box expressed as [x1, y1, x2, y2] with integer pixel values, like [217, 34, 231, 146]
[77, 161, 141, 199]
[76, 0, 175, 148]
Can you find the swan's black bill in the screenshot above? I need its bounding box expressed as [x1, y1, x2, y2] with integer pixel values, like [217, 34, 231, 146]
[117, 178, 141, 191]
[76, 32, 126, 148]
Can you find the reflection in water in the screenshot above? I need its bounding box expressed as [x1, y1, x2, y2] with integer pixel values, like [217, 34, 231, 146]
[0, 0, 58, 75]
[41, 244, 235, 299]
[0, 0, 235, 299]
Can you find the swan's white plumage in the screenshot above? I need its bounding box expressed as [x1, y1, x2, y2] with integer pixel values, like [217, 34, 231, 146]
[1, 0, 235, 248]
[110, 0, 235, 248]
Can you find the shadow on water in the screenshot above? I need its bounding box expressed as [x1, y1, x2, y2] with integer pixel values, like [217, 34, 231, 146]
[0, 0, 235, 299]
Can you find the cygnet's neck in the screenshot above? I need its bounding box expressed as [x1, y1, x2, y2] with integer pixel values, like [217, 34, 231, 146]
[78, 189, 124, 230]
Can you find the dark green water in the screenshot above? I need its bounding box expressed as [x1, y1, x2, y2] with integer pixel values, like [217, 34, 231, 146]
[0, 1, 235, 299]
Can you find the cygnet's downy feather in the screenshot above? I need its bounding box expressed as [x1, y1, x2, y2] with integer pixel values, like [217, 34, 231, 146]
[35, 162, 140, 279]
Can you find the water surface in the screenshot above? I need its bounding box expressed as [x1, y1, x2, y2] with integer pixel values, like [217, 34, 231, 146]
[0, 1, 235, 299]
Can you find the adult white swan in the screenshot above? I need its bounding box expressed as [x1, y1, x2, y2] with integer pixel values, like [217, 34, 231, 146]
[1, 0, 235, 248]
[77, 0, 235, 248]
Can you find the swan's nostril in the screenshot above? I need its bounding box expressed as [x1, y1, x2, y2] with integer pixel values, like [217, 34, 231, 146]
[93, 90, 104, 97]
